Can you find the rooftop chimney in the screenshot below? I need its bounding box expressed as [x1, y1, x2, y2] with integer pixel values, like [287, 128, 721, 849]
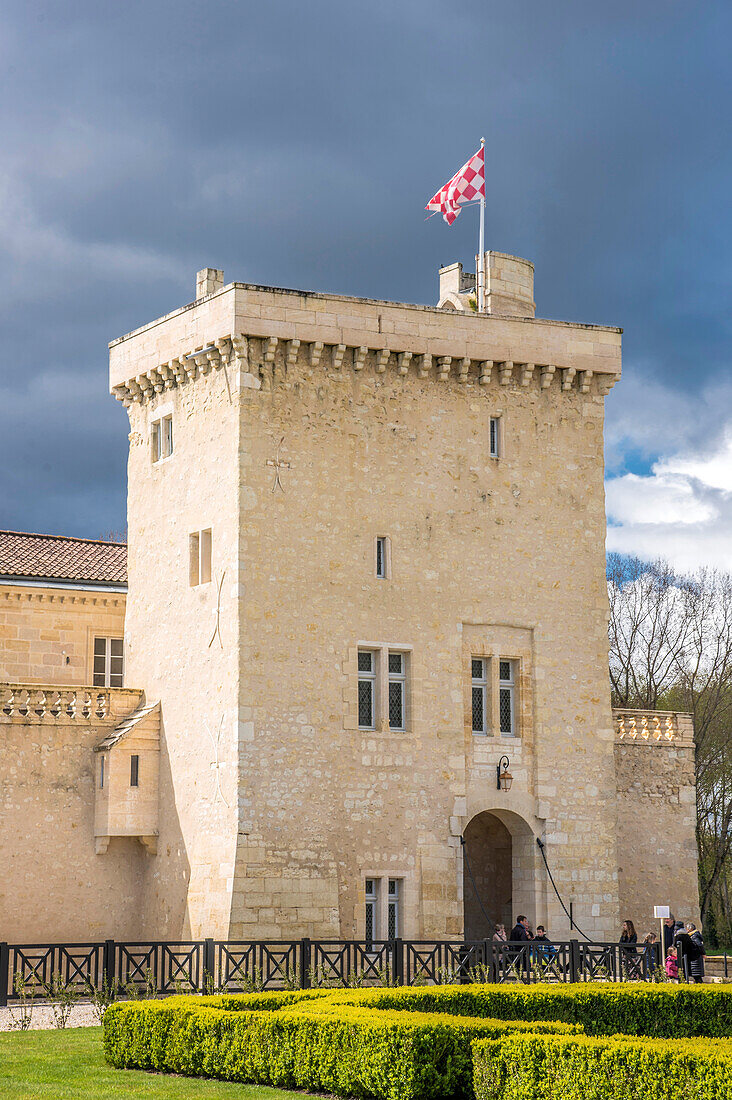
[196, 268, 224, 300]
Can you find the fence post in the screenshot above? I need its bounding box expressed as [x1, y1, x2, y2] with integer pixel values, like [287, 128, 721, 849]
[392, 939, 404, 986]
[299, 938, 311, 990]
[102, 939, 115, 990]
[569, 939, 580, 983]
[203, 939, 215, 993]
[0, 943, 8, 1008]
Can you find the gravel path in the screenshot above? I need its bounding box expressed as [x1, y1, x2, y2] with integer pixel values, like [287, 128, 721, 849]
[0, 1003, 100, 1031]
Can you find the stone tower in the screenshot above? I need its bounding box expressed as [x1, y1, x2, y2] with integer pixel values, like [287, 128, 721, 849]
[110, 255, 626, 941]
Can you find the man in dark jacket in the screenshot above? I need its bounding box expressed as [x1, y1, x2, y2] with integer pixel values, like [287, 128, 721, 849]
[663, 915, 676, 954]
[510, 916, 531, 942]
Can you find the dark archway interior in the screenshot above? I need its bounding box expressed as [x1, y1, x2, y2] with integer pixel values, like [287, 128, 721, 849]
[463, 812, 513, 940]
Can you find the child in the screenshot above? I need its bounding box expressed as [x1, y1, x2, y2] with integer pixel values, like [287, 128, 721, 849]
[665, 945, 678, 980]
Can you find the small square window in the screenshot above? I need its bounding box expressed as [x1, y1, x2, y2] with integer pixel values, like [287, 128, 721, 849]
[130, 754, 139, 787]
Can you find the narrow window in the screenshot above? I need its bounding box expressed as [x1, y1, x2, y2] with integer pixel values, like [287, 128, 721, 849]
[162, 415, 174, 458]
[499, 659, 516, 735]
[189, 532, 200, 586]
[376, 537, 388, 579]
[151, 420, 161, 463]
[99, 755, 105, 789]
[358, 650, 376, 729]
[200, 528, 212, 584]
[472, 658, 488, 734]
[489, 417, 501, 458]
[365, 878, 379, 944]
[388, 652, 406, 731]
[387, 879, 401, 939]
[93, 637, 124, 688]
[130, 754, 139, 788]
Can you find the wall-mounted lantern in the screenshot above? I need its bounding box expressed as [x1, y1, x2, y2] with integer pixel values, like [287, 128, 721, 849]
[496, 755, 513, 791]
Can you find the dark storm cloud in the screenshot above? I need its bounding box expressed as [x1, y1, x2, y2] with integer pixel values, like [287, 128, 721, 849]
[0, 0, 729, 536]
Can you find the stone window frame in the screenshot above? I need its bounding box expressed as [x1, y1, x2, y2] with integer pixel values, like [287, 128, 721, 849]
[359, 872, 410, 940]
[189, 529, 212, 587]
[352, 642, 413, 733]
[463, 626, 533, 745]
[92, 635, 124, 688]
[489, 415, 502, 459]
[375, 535, 391, 579]
[150, 402, 174, 464]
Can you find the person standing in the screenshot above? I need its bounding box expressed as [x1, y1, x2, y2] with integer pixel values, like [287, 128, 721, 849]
[685, 923, 706, 984]
[620, 919, 638, 978]
[643, 931, 658, 975]
[663, 915, 676, 955]
[665, 945, 679, 980]
[510, 915, 532, 942]
[493, 924, 507, 942]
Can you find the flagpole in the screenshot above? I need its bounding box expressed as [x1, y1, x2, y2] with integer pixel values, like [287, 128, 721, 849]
[478, 137, 485, 313]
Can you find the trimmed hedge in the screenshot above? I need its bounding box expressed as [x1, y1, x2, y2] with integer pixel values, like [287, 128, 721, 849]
[332, 983, 732, 1038]
[473, 1033, 732, 1100]
[102, 989, 580, 1100]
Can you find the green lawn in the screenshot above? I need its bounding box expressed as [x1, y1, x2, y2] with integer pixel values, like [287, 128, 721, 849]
[0, 1027, 311, 1100]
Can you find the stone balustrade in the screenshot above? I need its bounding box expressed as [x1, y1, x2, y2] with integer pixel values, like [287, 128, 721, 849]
[612, 708, 694, 745]
[1, 683, 112, 721]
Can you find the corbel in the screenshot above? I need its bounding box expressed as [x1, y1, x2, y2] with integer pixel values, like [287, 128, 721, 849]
[561, 367, 576, 392]
[309, 341, 324, 368]
[375, 349, 390, 374]
[263, 336, 278, 364]
[499, 361, 514, 385]
[214, 337, 231, 366]
[418, 354, 432, 379]
[332, 344, 346, 370]
[286, 339, 300, 368]
[437, 356, 452, 381]
[137, 374, 154, 399]
[353, 346, 368, 372]
[397, 351, 412, 376]
[519, 363, 535, 387]
[112, 384, 130, 404]
[230, 335, 249, 372]
[540, 365, 556, 390]
[596, 373, 617, 397]
[149, 368, 165, 393]
[579, 370, 593, 394]
[457, 357, 470, 383]
[478, 361, 493, 386]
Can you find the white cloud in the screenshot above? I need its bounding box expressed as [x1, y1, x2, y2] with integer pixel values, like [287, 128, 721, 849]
[605, 393, 732, 570]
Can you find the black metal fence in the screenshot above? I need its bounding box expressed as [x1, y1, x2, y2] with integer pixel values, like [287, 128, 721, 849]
[0, 938, 661, 1005]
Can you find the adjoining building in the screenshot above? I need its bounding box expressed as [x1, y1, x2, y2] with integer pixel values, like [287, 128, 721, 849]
[0, 256, 699, 943]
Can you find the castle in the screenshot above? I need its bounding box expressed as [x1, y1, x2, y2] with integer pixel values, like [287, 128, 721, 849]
[0, 254, 700, 944]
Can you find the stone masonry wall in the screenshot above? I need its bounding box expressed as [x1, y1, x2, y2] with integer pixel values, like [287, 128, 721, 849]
[0, 586, 125, 685]
[0, 688, 145, 941]
[615, 740, 700, 930]
[122, 365, 241, 940]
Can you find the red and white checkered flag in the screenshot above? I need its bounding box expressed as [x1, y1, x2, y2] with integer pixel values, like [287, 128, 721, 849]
[425, 146, 485, 225]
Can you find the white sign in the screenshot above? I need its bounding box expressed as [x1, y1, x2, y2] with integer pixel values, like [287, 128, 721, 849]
[654, 905, 671, 919]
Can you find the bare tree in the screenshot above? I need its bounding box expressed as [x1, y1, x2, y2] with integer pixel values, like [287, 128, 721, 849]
[608, 554, 732, 934]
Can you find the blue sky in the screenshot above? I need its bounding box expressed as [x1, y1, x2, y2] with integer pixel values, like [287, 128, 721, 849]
[1, 0, 730, 568]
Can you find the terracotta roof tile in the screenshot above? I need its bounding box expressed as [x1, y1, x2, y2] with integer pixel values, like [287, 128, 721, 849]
[0, 530, 127, 587]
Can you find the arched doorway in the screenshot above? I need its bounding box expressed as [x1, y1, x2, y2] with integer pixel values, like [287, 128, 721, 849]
[463, 812, 513, 939]
[462, 809, 539, 940]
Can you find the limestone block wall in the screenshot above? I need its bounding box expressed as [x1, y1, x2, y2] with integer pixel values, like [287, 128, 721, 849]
[0, 687, 145, 941]
[119, 361, 241, 940]
[615, 734, 699, 930]
[231, 333, 619, 941]
[0, 586, 126, 686]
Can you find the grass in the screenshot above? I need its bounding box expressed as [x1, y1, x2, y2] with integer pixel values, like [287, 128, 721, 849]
[0, 1027, 312, 1100]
